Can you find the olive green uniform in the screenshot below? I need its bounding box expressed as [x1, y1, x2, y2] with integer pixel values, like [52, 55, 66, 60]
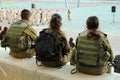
[70, 31, 114, 75]
[7, 20, 37, 58]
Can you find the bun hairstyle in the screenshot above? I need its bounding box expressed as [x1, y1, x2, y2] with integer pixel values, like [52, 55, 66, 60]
[86, 16, 100, 39]
[49, 13, 62, 33]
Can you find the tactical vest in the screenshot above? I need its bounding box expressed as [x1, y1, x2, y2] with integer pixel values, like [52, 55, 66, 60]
[76, 32, 98, 67]
[76, 31, 110, 67]
[5, 21, 31, 50]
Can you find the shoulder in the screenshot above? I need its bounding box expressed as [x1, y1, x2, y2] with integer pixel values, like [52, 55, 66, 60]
[75, 31, 87, 42]
[39, 28, 50, 34]
[78, 31, 87, 37]
[98, 31, 109, 45]
[24, 25, 37, 34]
[99, 31, 107, 38]
[10, 22, 18, 27]
[25, 26, 34, 30]
[10, 20, 28, 28]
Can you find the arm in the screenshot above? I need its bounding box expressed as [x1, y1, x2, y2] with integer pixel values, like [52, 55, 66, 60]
[24, 26, 37, 41]
[60, 31, 71, 53]
[70, 48, 78, 66]
[102, 36, 114, 62]
[70, 37, 78, 66]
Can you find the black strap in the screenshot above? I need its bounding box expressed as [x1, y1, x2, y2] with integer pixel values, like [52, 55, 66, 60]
[36, 60, 42, 66]
[71, 68, 77, 74]
[57, 65, 62, 69]
[57, 43, 63, 69]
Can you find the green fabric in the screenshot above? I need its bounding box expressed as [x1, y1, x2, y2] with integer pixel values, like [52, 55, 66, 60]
[70, 31, 114, 67]
[1, 20, 37, 58]
[5, 21, 29, 49]
[76, 33, 98, 66]
[24, 26, 37, 41]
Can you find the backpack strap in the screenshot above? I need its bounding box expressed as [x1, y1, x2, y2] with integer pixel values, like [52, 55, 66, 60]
[49, 29, 64, 68]
[36, 60, 42, 66]
[57, 42, 63, 69]
[50, 31, 63, 68]
[71, 68, 77, 74]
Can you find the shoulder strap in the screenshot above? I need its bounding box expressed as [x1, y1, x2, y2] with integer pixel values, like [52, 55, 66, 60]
[9, 21, 30, 35]
[16, 20, 30, 30]
[71, 68, 77, 74]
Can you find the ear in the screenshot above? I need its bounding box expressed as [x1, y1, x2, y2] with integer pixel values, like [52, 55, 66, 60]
[28, 17, 30, 21]
[27, 16, 31, 22]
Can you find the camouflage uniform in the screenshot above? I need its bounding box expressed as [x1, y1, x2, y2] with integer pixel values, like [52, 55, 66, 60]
[7, 20, 37, 58]
[70, 31, 114, 75]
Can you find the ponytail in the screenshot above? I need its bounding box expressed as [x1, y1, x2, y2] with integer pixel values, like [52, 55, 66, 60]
[49, 13, 62, 34]
[87, 31, 100, 39]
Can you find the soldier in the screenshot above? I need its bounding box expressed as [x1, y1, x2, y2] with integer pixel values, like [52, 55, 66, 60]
[35, 13, 72, 67]
[2, 9, 37, 59]
[67, 9, 71, 21]
[70, 16, 114, 75]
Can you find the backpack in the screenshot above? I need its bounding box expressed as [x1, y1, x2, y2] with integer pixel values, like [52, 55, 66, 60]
[35, 29, 67, 67]
[1, 21, 32, 51]
[114, 55, 120, 73]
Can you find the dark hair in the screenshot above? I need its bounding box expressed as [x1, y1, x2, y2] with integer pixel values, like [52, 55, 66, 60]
[49, 13, 62, 34]
[86, 16, 99, 30]
[0, 26, 2, 30]
[86, 16, 100, 38]
[21, 9, 32, 20]
[0, 27, 8, 40]
[3, 26, 8, 31]
[69, 37, 73, 41]
[68, 9, 70, 13]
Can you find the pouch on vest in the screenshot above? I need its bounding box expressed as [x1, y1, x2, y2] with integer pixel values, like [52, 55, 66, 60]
[17, 35, 31, 50]
[97, 51, 110, 66]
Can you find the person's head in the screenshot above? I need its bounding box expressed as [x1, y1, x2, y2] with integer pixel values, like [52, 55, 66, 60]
[3, 26, 8, 31]
[86, 16, 99, 31]
[86, 16, 100, 38]
[21, 9, 32, 21]
[49, 13, 62, 33]
[68, 9, 70, 12]
[69, 37, 73, 42]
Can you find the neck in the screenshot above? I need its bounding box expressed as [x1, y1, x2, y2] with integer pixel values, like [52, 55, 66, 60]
[22, 19, 29, 22]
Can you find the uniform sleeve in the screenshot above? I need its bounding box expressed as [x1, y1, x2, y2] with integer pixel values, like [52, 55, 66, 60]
[102, 36, 114, 62]
[65, 37, 71, 53]
[70, 48, 78, 66]
[24, 26, 37, 41]
[70, 37, 78, 66]
[60, 31, 71, 53]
